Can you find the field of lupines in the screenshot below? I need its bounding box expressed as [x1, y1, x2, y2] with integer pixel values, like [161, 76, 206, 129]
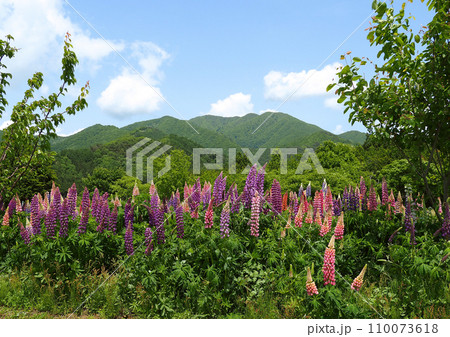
[0, 165, 449, 318]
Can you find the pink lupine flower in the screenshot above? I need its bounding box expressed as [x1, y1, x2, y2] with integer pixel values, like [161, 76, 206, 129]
[368, 185, 377, 211]
[204, 198, 214, 229]
[334, 213, 345, 240]
[314, 209, 322, 226]
[306, 267, 319, 296]
[438, 197, 442, 214]
[325, 188, 333, 214]
[381, 178, 388, 205]
[249, 191, 261, 237]
[322, 235, 336, 286]
[15, 194, 22, 213]
[132, 181, 140, 197]
[294, 206, 303, 228]
[319, 213, 330, 237]
[351, 264, 367, 291]
[2, 209, 10, 226]
[305, 205, 314, 224]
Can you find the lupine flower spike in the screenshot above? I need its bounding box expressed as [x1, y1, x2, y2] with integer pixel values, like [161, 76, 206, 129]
[124, 221, 134, 256]
[204, 198, 214, 229]
[219, 198, 231, 238]
[334, 213, 345, 240]
[322, 235, 336, 286]
[306, 267, 319, 296]
[351, 264, 367, 291]
[249, 191, 261, 237]
[294, 206, 303, 228]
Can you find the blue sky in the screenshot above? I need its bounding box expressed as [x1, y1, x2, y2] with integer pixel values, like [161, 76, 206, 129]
[0, 0, 434, 137]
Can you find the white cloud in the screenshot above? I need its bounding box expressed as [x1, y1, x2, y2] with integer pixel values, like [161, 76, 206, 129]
[333, 124, 344, 135]
[264, 62, 342, 101]
[324, 96, 342, 110]
[0, 0, 122, 79]
[0, 120, 13, 130]
[97, 42, 170, 117]
[208, 93, 254, 117]
[57, 127, 85, 137]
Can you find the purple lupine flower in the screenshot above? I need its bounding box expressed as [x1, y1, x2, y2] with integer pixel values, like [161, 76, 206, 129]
[52, 187, 62, 222]
[31, 195, 41, 235]
[442, 203, 450, 239]
[144, 227, 154, 255]
[342, 187, 349, 211]
[77, 187, 90, 234]
[256, 163, 266, 197]
[176, 204, 185, 238]
[404, 198, 413, 232]
[368, 185, 377, 211]
[213, 172, 227, 206]
[388, 227, 401, 243]
[298, 183, 304, 199]
[44, 204, 57, 238]
[19, 220, 31, 245]
[201, 183, 211, 210]
[243, 165, 257, 209]
[230, 184, 240, 214]
[154, 207, 165, 244]
[8, 197, 16, 218]
[124, 221, 134, 256]
[306, 182, 311, 199]
[381, 178, 388, 205]
[333, 196, 342, 216]
[91, 188, 100, 219]
[67, 183, 77, 218]
[109, 204, 118, 234]
[97, 199, 110, 233]
[59, 198, 69, 238]
[270, 179, 282, 215]
[220, 199, 231, 238]
[189, 178, 201, 214]
[249, 192, 261, 237]
[349, 188, 358, 211]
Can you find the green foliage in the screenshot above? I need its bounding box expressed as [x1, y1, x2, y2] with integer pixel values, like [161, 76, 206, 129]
[0, 33, 88, 205]
[330, 0, 450, 212]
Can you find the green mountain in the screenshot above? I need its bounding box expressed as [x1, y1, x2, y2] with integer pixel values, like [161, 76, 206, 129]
[49, 112, 366, 152]
[338, 130, 367, 145]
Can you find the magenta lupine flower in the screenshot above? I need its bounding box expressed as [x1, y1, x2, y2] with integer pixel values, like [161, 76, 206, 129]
[368, 185, 377, 211]
[334, 213, 345, 240]
[176, 204, 185, 238]
[124, 221, 134, 256]
[67, 183, 77, 218]
[441, 203, 450, 239]
[351, 265, 367, 291]
[306, 267, 319, 296]
[154, 206, 165, 244]
[189, 178, 201, 215]
[249, 191, 261, 237]
[30, 195, 41, 235]
[59, 198, 69, 238]
[322, 235, 336, 286]
[44, 204, 57, 238]
[381, 178, 388, 205]
[270, 179, 282, 215]
[243, 165, 257, 208]
[19, 220, 31, 245]
[144, 227, 154, 255]
[77, 187, 90, 234]
[359, 176, 366, 199]
[108, 204, 118, 234]
[220, 199, 231, 238]
[204, 198, 214, 229]
[325, 188, 333, 214]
